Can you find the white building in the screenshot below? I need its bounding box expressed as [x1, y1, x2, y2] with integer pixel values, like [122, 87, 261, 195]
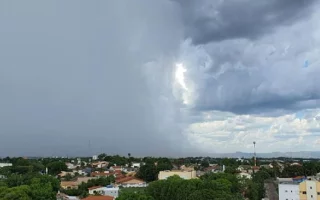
[131, 162, 141, 168]
[278, 182, 299, 200]
[88, 186, 119, 198]
[92, 155, 98, 160]
[0, 163, 12, 168]
[116, 177, 147, 188]
[237, 172, 252, 179]
[66, 163, 76, 170]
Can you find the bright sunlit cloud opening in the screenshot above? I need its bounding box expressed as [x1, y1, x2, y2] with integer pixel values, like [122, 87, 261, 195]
[175, 63, 188, 91]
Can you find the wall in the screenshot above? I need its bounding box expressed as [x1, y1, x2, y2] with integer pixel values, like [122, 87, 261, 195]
[158, 170, 197, 180]
[0, 163, 12, 167]
[306, 181, 317, 200]
[278, 183, 299, 200]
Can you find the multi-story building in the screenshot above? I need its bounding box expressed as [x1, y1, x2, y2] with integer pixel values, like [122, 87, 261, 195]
[299, 180, 320, 200]
[278, 182, 300, 200]
[278, 177, 320, 200]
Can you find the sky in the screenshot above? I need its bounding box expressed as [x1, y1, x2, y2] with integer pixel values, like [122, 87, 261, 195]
[0, 0, 319, 157]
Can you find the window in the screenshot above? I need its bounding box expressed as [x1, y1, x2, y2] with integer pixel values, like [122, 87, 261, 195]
[285, 190, 288, 192]
[310, 186, 312, 189]
[311, 195, 313, 198]
[303, 191, 307, 194]
[291, 190, 292, 192]
[317, 192, 320, 195]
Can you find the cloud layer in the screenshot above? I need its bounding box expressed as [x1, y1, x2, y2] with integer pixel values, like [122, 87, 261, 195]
[174, 0, 320, 153]
[0, 0, 319, 156]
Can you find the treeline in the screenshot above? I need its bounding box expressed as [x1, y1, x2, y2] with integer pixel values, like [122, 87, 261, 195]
[0, 174, 59, 200]
[0, 158, 60, 200]
[261, 161, 320, 178]
[118, 171, 271, 200]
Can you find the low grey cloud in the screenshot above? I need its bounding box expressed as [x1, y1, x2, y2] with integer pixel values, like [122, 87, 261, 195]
[0, 0, 190, 157]
[175, 0, 316, 44]
[177, 0, 320, 115]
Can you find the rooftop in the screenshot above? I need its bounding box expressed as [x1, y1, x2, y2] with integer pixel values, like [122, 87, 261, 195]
[87, 186, 103, 190]
[81, 196, 114, 200]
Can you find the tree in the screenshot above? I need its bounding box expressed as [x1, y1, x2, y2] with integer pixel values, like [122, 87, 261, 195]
[98, 153, 107, 160]
[136, 163, 157, 182]
[47, 161, 68, 175]
[187, 189, 218, 200]
[29, 178, 56, 200]
[64, 173, 73, 181]
[0, 185, 32, 200]
[224, 166, 239, 174]
[117, 191, 154, 200]
[200, 161, 209, 168]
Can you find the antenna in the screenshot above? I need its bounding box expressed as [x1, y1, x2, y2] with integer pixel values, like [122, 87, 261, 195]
[253, 141, 256, 167]
[88, 140, 92, 156]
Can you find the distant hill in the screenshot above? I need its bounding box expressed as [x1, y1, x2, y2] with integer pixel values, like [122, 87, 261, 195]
[207, 151, 320, 159]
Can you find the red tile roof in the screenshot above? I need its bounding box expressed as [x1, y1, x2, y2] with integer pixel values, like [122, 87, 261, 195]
[293, 176, 305, 180]
[116, 176, 144, 184]
[87, 186, 103, 190]
[252, 166, 260, 170]
[82, 196, 114, 200]
[91, 172, 114, 177]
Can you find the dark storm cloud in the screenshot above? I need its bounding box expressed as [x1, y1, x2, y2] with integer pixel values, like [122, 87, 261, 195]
[178, 1, 320, 115]
[0, 0, 190, 157]
[175, 0, 316, 44]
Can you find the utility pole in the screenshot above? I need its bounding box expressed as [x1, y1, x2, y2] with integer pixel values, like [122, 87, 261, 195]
[253, 141, 256, 167]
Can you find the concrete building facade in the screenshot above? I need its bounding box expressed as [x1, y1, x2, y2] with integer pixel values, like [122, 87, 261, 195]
[278, 182, 300, 200]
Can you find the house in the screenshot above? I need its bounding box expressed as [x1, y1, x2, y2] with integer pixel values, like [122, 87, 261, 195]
[237, 165, 251, 173]
[91, 171, 114, 178]
[58, 171, 75, 177]
[88, 186, 119, 198]
[0, 163, 12, 168]
[61, 177, 98, 189]
[88, 186, 104, 195]
[76, 177, 98, 184]
[81, 196, 114, 200]
[204, 165, 220, 173]
[56, 193, 80, 200]
[290, 162, 302, 166]
[110, 166, 123, 171]
[116, 177, 147, 188]
[61, 181, 79, 189]
[122, 167, 135, 173]
[91, 161, 109, 168]
[180, 165, 194, 171]
[74, 169, 87, 176]
[158, 170, 197, 180]
[131, 162, 141, 168]
[237, 172, 252, 179]
[252, 166, 260, 172]
[66, 163, 77, 170]
[259, 164, 273, 169]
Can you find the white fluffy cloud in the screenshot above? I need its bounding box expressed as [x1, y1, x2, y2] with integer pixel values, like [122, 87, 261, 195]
[186, 109, 320, 153]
